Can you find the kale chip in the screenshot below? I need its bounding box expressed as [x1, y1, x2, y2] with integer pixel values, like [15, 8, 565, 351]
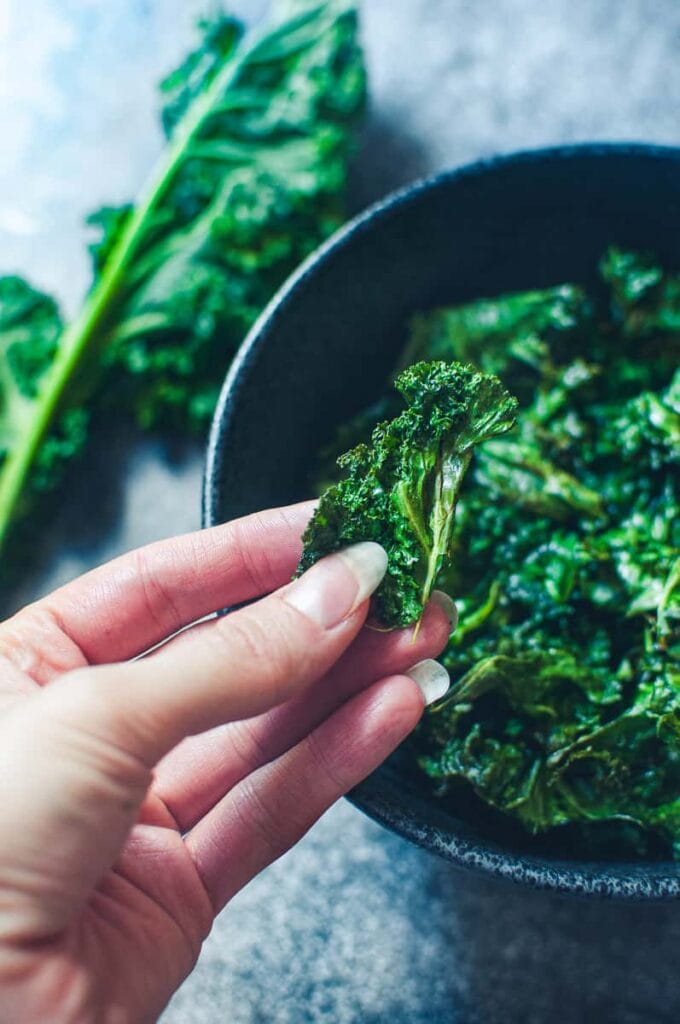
[299, 361, 518, 627]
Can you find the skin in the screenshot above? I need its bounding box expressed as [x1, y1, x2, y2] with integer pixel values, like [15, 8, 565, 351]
[0, 501, 450, 1023]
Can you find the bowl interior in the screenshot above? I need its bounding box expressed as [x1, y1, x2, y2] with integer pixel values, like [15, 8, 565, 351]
[205, 145, 680, 897]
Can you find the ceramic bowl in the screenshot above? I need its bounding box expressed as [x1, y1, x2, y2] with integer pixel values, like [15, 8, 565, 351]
[204, 143, 680, 898]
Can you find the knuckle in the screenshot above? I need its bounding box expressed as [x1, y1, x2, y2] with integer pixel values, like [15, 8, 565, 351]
[132, 547, 185, 638]
[217, 602, 313, 704]
[0, 603, 85, 682]
[224, 505, 304, 598]
[305, 728, 350, 795]
[228, 517, 276, 596]
[235, 774, 290, 862]
[227, 719, 269, 773]
[217, 611, 271, 665]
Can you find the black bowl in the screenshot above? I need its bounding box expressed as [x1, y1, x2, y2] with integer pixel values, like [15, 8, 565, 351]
[204, 143, 680, 899]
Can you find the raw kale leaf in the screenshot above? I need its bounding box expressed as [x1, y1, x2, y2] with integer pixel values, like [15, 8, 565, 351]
[93, 0, 366, 434]
[0, 0, 365, 560]
[299, 361, 518, 627]
[0, 277, 61, 406]
[0, 279, 88, 512]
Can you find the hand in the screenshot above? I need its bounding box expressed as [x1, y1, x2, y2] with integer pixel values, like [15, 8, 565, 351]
[0, 502, 452, 1023]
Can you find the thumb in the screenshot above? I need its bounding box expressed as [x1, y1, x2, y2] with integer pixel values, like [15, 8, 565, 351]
[0, 543, 387, 940]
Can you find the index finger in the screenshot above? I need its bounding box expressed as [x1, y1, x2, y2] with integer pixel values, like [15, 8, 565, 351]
[6, 502, 314, 666]
[7, 543, 385, 938]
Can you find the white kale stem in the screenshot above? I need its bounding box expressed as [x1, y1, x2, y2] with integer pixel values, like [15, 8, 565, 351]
[420, 449, 472, 609]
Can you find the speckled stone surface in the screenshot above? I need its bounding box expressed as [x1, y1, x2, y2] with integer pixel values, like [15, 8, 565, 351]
[1, 1, 679, 1021]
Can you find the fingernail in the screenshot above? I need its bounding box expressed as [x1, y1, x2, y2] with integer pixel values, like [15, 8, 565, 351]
[284, 543, 388, 629]
[407, 659, 450, 706]
[430, 590, 458, 630]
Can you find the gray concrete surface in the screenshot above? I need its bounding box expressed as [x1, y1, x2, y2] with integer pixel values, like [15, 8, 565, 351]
[1, 1, 679, 1021]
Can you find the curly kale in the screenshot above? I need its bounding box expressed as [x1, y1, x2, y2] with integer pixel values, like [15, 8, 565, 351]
[0, 0, 365, 562]
[419, 651, 680, 851]
[0, 277, 62, 404]
[311, 247, 680, 858]
[90, 0, 365, 433]
[0, 278, 87, 511]
[602, 246, 680, 337]
[299, 361, 518, 627]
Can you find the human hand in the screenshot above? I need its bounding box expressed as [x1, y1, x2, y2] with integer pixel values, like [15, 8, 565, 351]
[0, 502, 453, 1023]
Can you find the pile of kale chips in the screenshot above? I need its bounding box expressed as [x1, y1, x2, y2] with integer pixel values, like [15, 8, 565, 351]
[302, 249, 680, 859]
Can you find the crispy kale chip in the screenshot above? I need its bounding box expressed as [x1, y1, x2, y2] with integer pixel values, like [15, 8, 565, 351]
[313, 281, 595, 486]
[419, 254, 680, 856]
[601, 246, 680, 336]
[299, 361, 518, 627]
[400, 283, 593, 385]
[419, 652, 680, 853]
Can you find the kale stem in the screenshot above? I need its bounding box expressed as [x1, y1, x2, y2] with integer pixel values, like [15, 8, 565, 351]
[420, 450, 471, 608]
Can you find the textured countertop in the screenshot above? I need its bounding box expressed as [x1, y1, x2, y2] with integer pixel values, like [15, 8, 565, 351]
[2, 1, 679, 1021]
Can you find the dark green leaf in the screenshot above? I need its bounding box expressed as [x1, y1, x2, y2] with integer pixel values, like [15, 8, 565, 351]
[300, 361, 518, 627]
[0, 1, 366, 550]
[313, 248, 680, 855]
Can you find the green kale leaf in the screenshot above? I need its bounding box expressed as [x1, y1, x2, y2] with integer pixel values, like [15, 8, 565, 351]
[0, 277, 62, 406]
[601, 246, 680, 337]
[0, 0, 365, 561]
[399, 283, 593, 390]
[299, 361, 518, 627]
[420, 650, 680, 851]
[312, 281, 595, 490]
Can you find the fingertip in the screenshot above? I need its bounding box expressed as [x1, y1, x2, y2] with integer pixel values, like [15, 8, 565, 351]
[404, 659, 450, 706]
[283, 543, 387, 630]
[411, 599, 453, 658]
[428, 590, 458, 631]
[358, 673, 426, 744]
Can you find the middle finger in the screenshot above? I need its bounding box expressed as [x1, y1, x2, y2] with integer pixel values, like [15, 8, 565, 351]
[153, 598, 453, 831]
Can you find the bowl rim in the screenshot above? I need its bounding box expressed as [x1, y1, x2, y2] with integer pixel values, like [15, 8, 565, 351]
[204, 141, 680, 899]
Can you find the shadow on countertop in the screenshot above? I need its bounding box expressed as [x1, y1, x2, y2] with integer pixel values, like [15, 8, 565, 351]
[425, 857, 680, 1024]
[0, 422, 203, 619]
[349, 113, 432, 211]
